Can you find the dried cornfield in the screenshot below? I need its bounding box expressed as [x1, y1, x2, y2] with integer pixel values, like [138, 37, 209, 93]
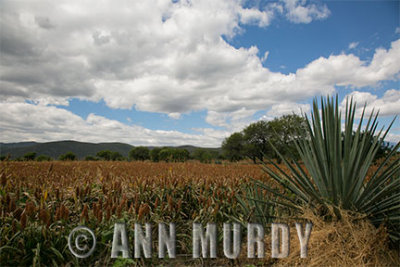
[0, 161, 271, 266]
[1, 160, 395, 266]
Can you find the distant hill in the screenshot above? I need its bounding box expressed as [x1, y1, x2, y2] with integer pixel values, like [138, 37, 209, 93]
[0, 140, 134, 160]
[175, 145, 220, 154]
[0, 141, 221, 160]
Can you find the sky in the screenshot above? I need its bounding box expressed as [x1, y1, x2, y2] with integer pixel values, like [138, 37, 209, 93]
[0, 0, 399, 147]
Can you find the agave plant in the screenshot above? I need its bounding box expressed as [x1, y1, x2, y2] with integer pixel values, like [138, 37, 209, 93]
[249, 96, 400, 242]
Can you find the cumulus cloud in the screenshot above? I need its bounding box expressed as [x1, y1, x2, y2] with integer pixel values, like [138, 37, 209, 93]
[0, 0, 336, 127]
[385, 133, 400, 144]
[239, 6, 274, 27]
[341, 90, 400, 118]
[281, 0, 330, 24]
[262, 102, 311, 120]
[295, 39, 400, 89]
[0, 0, 399, 144]
[0, 102, 224, 147]
[339, 90, 400, 143]
[205, 107, 259, 131]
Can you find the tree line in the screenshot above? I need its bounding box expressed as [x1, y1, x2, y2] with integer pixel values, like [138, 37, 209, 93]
[221, 114, 395, 163]
[2, 147, 223, 163]
[1, 114, 394, 163]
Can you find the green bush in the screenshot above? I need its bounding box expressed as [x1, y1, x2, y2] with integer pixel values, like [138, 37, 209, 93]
[23, 152, 37, 161]
[96, 150, 112, 161]
[36, 155, 52, 162]
[150, 147, 162, 162]
[158, 148, 189, 162]
[110, 151, 125, 161]
[59, 152, 77, 161]
[193, 148, 212, 163]
[129, 147, 150, 161]
[85, 155, 98, 161]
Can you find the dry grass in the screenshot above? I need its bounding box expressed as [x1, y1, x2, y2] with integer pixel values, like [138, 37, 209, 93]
[273, 208, 400, 267]
[235, 206, 400, 266]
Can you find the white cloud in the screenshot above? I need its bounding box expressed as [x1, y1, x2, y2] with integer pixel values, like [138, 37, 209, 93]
[192, 127, 231, 140]
[348, 42, 359, 50]
[168, 112, 182, 119]
[396, 27, 400, 34]
[261, 51, 269, 62]
[0, 102, 224, 147]
[205, 108, 258, 131]
[385, 133, 400, 144]
[0, 0, 399, 144]
[281, 0, 330, 24]
[296, 39, 400, 88]
[341, 90, 400, 118]
[0, 0, 334, 128]
[239, 6, 274, 27]
[262, 102, 311, 120]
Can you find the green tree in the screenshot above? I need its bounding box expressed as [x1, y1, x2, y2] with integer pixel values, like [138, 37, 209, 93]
[111, 151, 124, 161]
[242, 120, 271, 163]
[210, 150, 222, 160]
[23, 152, 36, 161]
[85, 155, 98, 161]
[129, 147, 150, 161]
[222, 132, 245, 162]
[36, 155, 52, 161]
[222, 114, 307, 163]
[267, 114, 308, 162]
[150, 147, 162, 162]
[158, 148, 190, 162]
[159, 148, 173, 162]
[172, 148, 190, 162]
[96, 150, 113, 161]
[193, 148, 212, 163]
[59, 152, 76, 161]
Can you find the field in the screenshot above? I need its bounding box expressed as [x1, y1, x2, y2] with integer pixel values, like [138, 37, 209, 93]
[1, 160, 398, 266]
[0, 161, 271, 266]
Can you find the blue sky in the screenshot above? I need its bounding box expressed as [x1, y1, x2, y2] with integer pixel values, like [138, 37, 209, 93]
[1, 0, 399, 146]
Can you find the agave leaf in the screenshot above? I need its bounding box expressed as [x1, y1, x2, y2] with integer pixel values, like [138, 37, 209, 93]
[244, 95, 400, 243]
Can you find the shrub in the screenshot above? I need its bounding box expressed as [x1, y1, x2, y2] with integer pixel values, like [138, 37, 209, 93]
[193, 148, 212, 163]
[172, 148, 190, 162]
[85, 155, 98, 161]
[159, 148, 173, 162]
[36, 155, 52, 162]
[150, 147, 162, 162]
[158, 148, 189, 162]
[110, 151, 125, 161]
[59, 152, 76, 161]
[96, 150, 112, 161]
[129, 147, 150, 161]
[23, 152, 36, 161]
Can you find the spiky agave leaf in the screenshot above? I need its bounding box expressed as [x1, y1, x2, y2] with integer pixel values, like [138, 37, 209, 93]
[256, 95, 400, 242]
